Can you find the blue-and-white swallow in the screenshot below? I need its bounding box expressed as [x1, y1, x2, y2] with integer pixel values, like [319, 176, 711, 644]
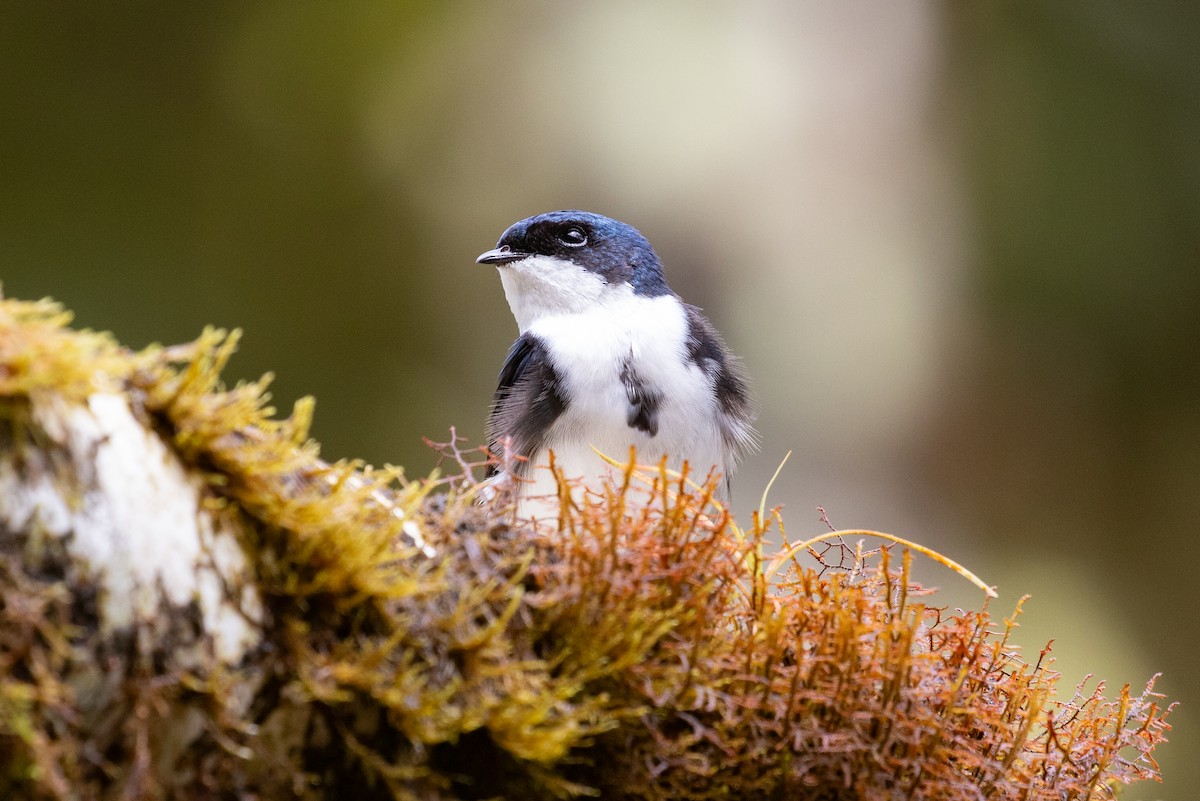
[477, 210, 756, 518]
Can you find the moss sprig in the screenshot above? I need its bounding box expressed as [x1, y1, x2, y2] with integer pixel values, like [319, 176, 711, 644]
[0, 293, 1174, 800]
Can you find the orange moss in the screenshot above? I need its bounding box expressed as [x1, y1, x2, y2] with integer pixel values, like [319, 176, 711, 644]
[0, 292, 1174, 800]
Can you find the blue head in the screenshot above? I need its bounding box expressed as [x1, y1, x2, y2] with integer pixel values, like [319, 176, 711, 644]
[477, 211, 671, 300]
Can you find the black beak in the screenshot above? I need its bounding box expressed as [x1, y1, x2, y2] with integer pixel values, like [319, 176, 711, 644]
[476, 246, 529, 265]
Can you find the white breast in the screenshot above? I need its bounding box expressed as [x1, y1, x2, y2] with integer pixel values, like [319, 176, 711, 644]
[517, 289, 727, 520]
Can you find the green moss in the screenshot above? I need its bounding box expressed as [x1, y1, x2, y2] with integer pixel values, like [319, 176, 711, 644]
[0, 292, 1174, 800]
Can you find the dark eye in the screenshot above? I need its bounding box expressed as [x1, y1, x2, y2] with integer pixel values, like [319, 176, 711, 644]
[557, 226, 587, 247]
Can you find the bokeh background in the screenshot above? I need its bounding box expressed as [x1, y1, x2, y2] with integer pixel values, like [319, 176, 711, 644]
[2, 2, 1196, 794]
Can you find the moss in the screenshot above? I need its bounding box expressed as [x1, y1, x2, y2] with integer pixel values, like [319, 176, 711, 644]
[0, 291, 1174, 799]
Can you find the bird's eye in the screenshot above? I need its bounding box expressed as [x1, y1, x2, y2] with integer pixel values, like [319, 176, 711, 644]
[557, 226, 587, 247]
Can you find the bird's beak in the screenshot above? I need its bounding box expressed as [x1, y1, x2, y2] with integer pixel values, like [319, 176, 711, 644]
[476, 246, 529, 265]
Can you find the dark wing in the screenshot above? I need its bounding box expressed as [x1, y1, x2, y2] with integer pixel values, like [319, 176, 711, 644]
[683, 304, 758, 466]
[486, 333, 566, 478]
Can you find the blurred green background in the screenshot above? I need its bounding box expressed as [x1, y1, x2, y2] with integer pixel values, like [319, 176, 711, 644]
[2, 2, 1196, 794]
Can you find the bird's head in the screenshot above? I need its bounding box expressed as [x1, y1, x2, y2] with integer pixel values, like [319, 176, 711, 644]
[477, 211, 670, 331]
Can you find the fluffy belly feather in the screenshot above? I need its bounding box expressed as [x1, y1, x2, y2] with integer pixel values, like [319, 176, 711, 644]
[512, 293, 730, 521]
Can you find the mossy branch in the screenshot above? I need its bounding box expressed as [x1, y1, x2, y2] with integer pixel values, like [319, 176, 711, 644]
[0, 292, 1173, 800]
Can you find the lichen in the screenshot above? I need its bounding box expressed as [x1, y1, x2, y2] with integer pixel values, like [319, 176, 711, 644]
[0, 291, 1174, 799]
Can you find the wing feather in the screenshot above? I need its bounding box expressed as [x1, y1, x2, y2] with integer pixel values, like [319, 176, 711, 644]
[486, 333, 566, 477]
[682, 304, 758, 462]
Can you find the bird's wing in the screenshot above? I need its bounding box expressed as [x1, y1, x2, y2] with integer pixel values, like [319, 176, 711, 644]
[682, 304, 759, 463]
[486, 333, 566, 477]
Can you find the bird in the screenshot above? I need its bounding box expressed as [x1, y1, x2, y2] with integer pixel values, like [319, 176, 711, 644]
[477, 210, 756, 521]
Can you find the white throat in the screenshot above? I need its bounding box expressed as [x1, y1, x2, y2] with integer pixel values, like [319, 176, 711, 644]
[496, 255, 612, 332]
